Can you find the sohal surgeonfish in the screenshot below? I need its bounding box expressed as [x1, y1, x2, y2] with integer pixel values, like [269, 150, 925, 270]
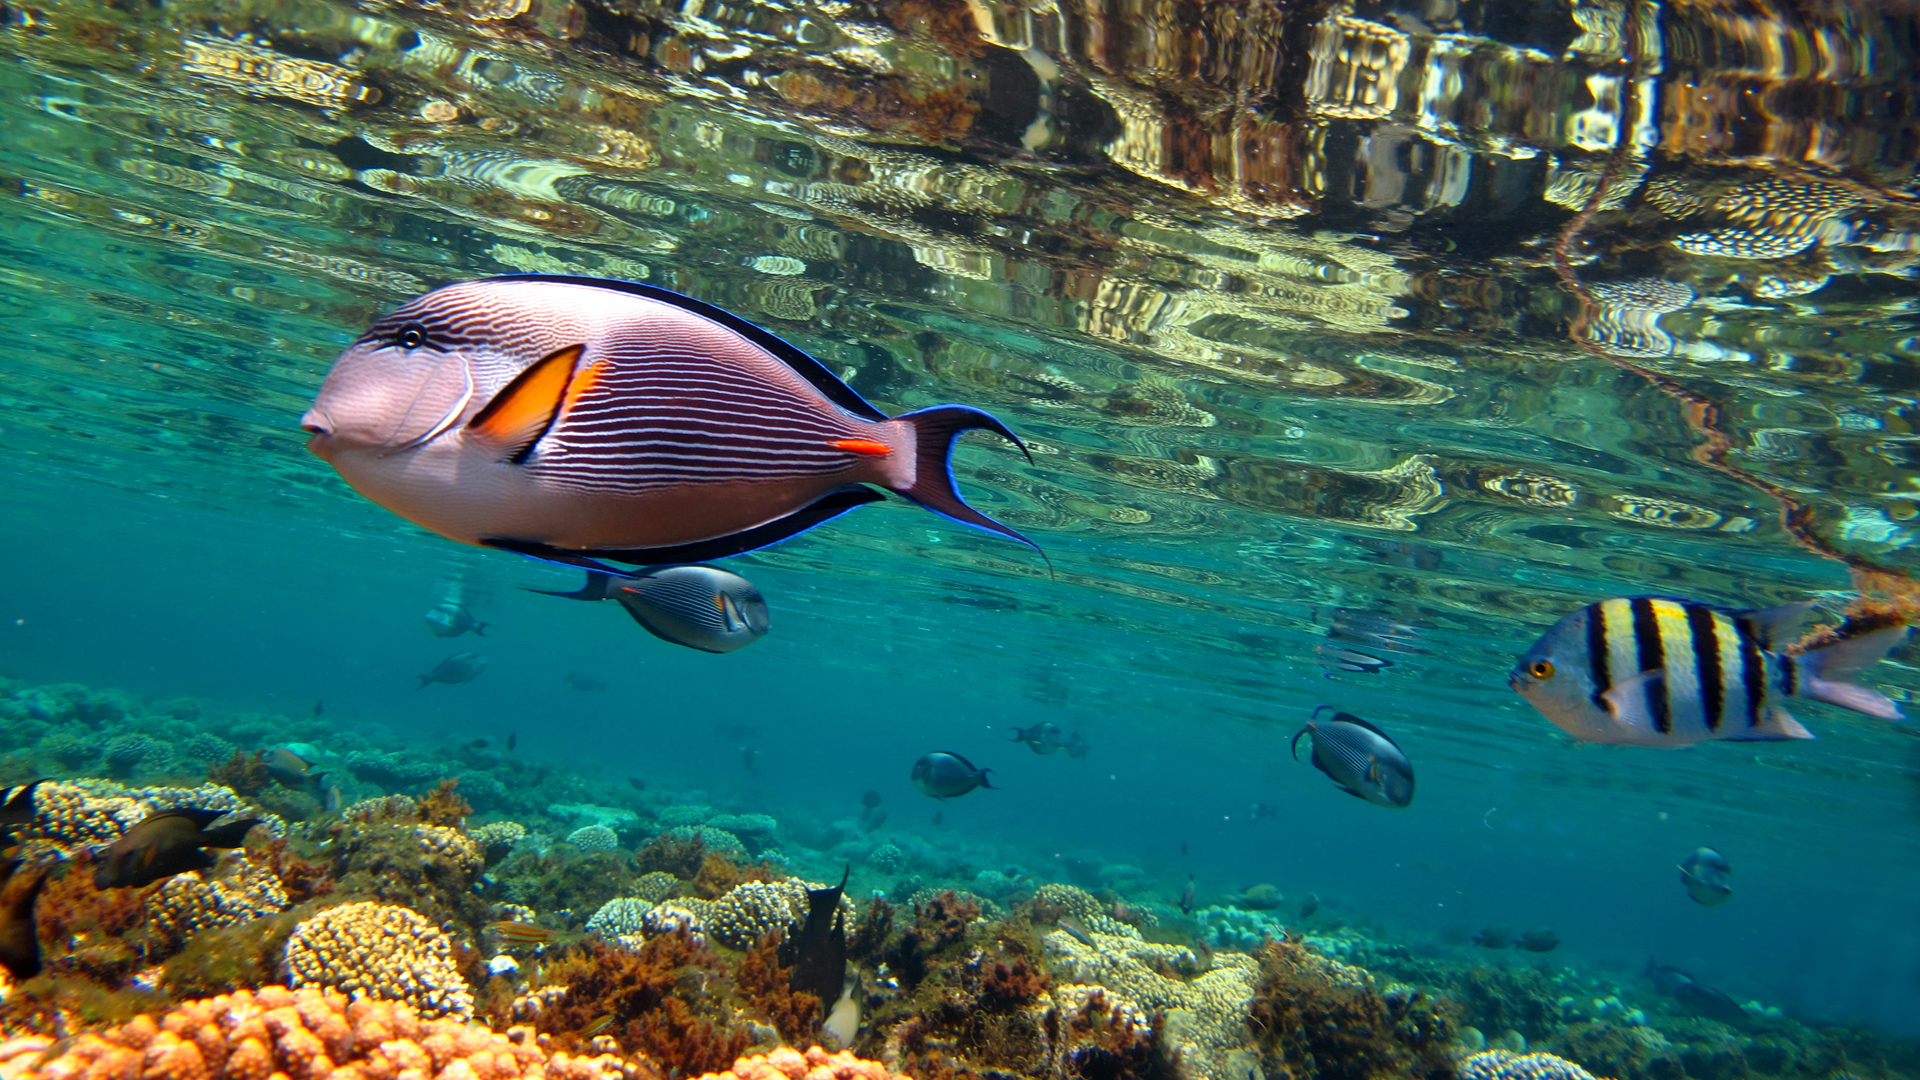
[415, 651, 487, 689]
[265, 747, 325, 793]
[1008, 722, 1064, 755]
[1680, 847, 1733, 906]
[302, 277, 1040, 572]
[94, 809, 261, 889]
[535, 566, 768, 653]
[1291, 706, 1415, 808]
[425, 601, 488, 638]
[0, 856, 48, 980]
[1646, 961, 1746, 1024]
[1511, 596, 1907, 746]
[910, 752, 995, 799]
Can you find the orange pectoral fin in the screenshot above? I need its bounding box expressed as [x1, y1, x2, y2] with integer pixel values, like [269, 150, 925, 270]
[832, 438, 893, 457]
[467, 344, 587, 463]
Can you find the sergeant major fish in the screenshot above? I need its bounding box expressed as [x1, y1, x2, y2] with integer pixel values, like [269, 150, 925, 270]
[1291, 706, 1415, 808]
[301, 276, 1040, 571]
[535, 566, 768, 653]
[1511, 597, 1907, 746]
[1680, 847, 1733, 906]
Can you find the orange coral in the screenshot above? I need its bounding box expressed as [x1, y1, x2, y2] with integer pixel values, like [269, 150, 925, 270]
[5, 985, 645, 1080]
[693, 1046, 908, 1080]
[734, 934, 818, 1043]
[417, 779, 472, 827]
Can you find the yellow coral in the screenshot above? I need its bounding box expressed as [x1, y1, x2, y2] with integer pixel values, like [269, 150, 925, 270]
[282, 902, 475, 1019]
[149, 857, 289, 943]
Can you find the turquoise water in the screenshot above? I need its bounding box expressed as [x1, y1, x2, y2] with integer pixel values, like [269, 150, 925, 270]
[2, 0, 1919, 1051]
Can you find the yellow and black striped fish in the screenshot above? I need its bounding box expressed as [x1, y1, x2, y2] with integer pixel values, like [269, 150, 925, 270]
[1510, 596, 1907, 747]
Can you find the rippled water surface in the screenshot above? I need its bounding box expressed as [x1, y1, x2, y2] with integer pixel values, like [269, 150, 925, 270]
[4, 0, 1920, 1040]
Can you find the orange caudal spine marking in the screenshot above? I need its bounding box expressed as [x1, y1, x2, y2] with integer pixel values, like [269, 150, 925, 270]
[832, 438, 893, 456]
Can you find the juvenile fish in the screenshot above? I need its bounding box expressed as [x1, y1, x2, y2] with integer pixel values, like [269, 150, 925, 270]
[426, 601, 489, 638]
[535, 566, 768, 654]
[302, 276, 1039, 570]
[1680, 847, 1732, 906]
[1291, 706, 1414, 808]
[910, 752, 995, 799]
[415, 651, 487, 689]
[1512, 597, 1907, 746]
[94, 809, 260, 889]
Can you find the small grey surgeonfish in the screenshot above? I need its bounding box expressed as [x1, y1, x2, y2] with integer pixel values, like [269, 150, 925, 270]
[534, 566, 768, 653]
[425, 601, 488, 638]
[1291, 706, 1414, 808]
[415, 651, 487, 689]
[910, 752, 995, 799]
[1680, 847, 1733, 906]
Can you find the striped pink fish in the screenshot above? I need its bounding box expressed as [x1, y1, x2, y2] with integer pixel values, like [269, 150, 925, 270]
[301, 276, 1037, 568]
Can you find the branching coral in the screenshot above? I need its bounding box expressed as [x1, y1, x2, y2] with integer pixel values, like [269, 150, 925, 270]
[419, 778, 473, 827]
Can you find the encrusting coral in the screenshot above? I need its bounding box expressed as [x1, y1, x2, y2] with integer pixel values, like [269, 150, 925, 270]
[282, 901, 475, 1020]
[0, 986, 643, 1080]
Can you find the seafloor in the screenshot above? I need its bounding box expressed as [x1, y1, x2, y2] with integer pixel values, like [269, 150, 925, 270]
[0, 675, 1911, 1080]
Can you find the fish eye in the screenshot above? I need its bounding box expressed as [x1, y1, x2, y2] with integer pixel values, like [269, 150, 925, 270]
[1528, 659, 1555, 680]
[395, 323, 428, 350]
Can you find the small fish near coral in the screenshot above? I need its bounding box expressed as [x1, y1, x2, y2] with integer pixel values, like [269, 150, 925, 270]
[1680, 847, 1733, 906]
[0, 855, 48, 980]
[415, 651, 487, 689]
[534, 566, 768, 654]
[1008, 722, 1065, 754]
[1510, 596, 1908, 746]
[265, 746, 325, 792]
[1291, 706, 1414, 808]
[1179, 874, 1196, 915]
[301, 276, 1041, 573]
[93, 808, 261, 889]
[1646, 960, 1747, 1023]
[486, 920, 555, 947]
[910, 752, 995, 799]
[1514, 928, 1560, 953]
[1239, 884, 1282, 910]
[425, 600, 488, 638]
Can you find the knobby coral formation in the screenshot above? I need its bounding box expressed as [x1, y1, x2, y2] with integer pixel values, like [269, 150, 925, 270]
[692, 1046, 905, 1080]
[282, 902, 475, 1019]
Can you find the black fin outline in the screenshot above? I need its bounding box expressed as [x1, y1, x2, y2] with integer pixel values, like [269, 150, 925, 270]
[485, 486, 886, 568]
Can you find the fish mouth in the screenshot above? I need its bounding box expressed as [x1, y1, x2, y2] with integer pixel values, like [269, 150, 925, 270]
[301, 408, 335, 457]
[1505, 671, 1524, 693]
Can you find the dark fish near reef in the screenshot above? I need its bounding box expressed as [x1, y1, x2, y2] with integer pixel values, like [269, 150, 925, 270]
[1516, 928, 1560, 952]
[1646, 961, 1746, 1023]
[301, 276, 1040, 571]
[426, 601, 488, 638]
[311, 700, 324, 718]
[94, 809, 261, 889]
[1008, 722, 1065, 755]
[508, 732, 518, 752]
[911, 752, 994, 799]
[1062, 730, 1091, 759]
[0, 856, 48, 980]
[784, 867, 850, 1011]
[1680, 847, 1733, 907]
[1178, 875, 1196, 916]
[415, 651, 487, 689]
[265, 747, 324, 792]
[487, 921, 554, 946]
[1292, 706, 1414, 808]
[0, 781, 43, 836]
[564, 672, 608, 691]
[1511, 597, 1907, 746]
[743, 747, 760, 776]
[627, 776, 647, 793]
[1240, 884, 1281, 910]
[1298, 894, 1320, 920]
[861, 790, 882, 810]
[1473, 927, 1512, 949]
[535, 567, 768, 654]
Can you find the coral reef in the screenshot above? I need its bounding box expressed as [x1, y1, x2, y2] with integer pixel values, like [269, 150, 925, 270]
[1246, 938, 1454, 1080]
[148, 858, 290, 943]
[282, 901, 475, 1019]
[569, 825, 622, 852]
[692, 1046, 904, 1080]
[1459, 1049, 1602, 1080]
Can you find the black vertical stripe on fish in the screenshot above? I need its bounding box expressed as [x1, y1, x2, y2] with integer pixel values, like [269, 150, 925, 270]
[1781, 653, 1799, 697]
[1687, 603, 1725, 731]
[1734, 617, 1766, 727]
[1629, 597, 1671, 733]
[1586, 603, 1612, 715]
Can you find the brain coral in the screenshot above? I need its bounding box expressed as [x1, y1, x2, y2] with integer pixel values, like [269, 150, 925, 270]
[1459, 1051, 1604, 1080]
[149, 857, 291, 944]
[567, 824, 621, 852]
[283, 902, 475, 1019]
[2, 986, 640, 1080]
[693, 1046, 907, 1080]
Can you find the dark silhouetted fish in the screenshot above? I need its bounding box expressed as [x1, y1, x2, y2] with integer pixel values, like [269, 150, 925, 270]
[0, 781, 42, 835]
[1062, 730, 1091, 759]
[508, 732, 518, 752]
[426, 601, 489, 638]
[784, 867, 849, 1011]
[1292, 706, 1414, 808]
[1473, 927, 1512, 949]
[1646, 960, 1746, 1023]
[1179, 875, 1195, 915]
[1248, 803, 1279, 822]
[627, 776, 647, 793]
[1298, 893, 1320, 919]
[860, 790, 882, 810]
[1680, 847, 1733, 906]
[743, 747, 759, 776]
[0, 857, 48, 980]
[302, 276, 1040, 571]
[415, 651, 486, 689]
[910, 752, 994, 799]
[94, 809, 261, 889]
[265, 747, 324, 792]
[1008, 722, 1064, 755]
[1516, 928, 1560, 952]
[1240, 884, 1281, 910]
[564, 672, 608, 691]
[536, 567, 769, 654]
[311, 699, 324, 718]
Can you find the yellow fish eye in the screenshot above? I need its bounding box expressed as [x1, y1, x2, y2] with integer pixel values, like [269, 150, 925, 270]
[1528, 659, 1555, 680]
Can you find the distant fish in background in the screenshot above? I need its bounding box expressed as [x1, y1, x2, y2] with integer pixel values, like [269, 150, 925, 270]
[858, 791, 885, 833]
[1239, 884, 1282, 910]
[534, 567, 769, 654]
[861, 790, 882, 810]
[265, 747, 325, 793]
[1297, 893, 1320, 919]
[1247, 803, 1280, 822]
[1316, 644, 1393, 676]
[930, 810, 943, 826]
[1680, 847, 1733, 907]
[1646, 960, 1746, 1023]
[563, 672, 608, 691]
[1511, 596, 1908, 746]
[425, 601, 488, 638]
[1515, 928, 1561, 952]
[414, 651, 487, 689]
[508, 732, 518, 752]
[94, 809, 260, 889]
[324, 786, 343, 815]
[1292, 706, 1415, 808]
[311, 699, 324, 718]
[1179, 875, 1195, 915]
[0, 856, 48, 980]
[1473, 927, 1512, 949]
[300, 276, 1040, 571]
[742, 747, 760, 777]
[1008, 722, 1065, 755]
[627, 777, 647, 793]
[1062, 730, 1092, 759]
[910, 752, 995, 799]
